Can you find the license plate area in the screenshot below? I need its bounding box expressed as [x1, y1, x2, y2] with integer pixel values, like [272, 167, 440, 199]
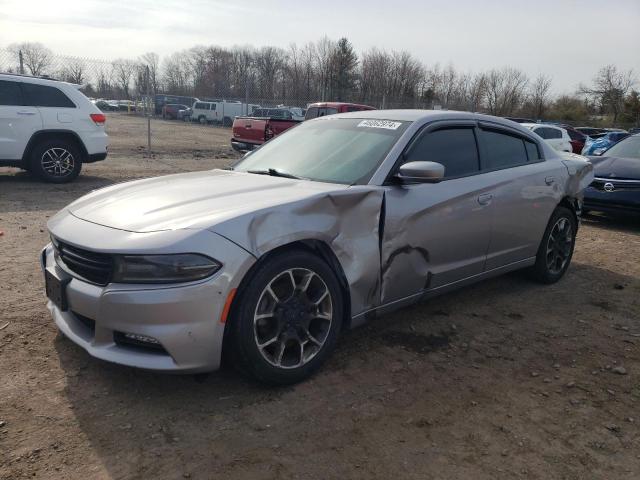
[45, 270, 70, 311]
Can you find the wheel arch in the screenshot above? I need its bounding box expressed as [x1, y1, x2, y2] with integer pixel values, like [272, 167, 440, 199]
[221, 238, 353, 364]
[22, 130, 88, 165]
[557, 195, 580, 224]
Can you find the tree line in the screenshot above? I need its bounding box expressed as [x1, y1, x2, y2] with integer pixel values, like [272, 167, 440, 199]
[3, 39, 638, 126]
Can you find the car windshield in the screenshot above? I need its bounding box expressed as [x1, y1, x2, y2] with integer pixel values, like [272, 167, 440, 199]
[233, 118, 409, 184]
[603, 135, 640, 159]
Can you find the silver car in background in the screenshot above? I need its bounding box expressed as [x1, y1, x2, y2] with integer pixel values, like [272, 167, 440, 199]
[42, 110, 593, 384]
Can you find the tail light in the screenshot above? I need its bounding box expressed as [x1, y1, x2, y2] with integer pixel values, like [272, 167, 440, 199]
[265, 125, 274, 140]
[90, 113, 106, 126]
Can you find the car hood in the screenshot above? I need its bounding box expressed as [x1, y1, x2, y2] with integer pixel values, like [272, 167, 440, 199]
[65, 169, 349, 233]
[587, 156, 640, 180]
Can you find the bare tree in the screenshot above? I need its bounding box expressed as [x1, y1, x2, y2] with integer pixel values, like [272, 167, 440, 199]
[485, 67, 529, 116]
[140, 52, 160, 95]
[580, 65, 636, 125]
[112, 59, 137, 98]
[59, 58, 86, 84]
[162, 51, 193, 95]
[529, 74, 552, 119]
[8, 42, 53, 76]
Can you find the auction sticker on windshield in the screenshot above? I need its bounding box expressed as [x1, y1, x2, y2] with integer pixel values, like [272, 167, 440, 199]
[357, 120, 402, 130]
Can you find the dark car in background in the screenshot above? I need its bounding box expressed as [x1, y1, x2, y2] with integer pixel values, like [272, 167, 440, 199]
[154, 94, 198, 116]
[162, 103, 189, 120]
[562, 125, 589, 154]
[304, 102, 375, 120]
[575, 127, 608, 139]
[584, 134, 640, 215]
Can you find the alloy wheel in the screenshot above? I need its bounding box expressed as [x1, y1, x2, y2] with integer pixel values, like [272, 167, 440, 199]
[545, 217, 573, 275]
[41, 148, 75, 178]
[253, 268, 333, 369]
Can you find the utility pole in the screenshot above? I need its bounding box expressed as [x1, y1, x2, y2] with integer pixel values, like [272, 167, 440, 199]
[19, 50, 24, 75]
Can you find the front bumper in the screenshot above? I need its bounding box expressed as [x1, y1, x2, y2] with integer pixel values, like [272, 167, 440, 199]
[41, 219, 256, 373]
[584, 186, 640, 214]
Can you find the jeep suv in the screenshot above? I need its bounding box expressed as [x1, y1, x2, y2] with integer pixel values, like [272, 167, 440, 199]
[0, 73, 108, 183]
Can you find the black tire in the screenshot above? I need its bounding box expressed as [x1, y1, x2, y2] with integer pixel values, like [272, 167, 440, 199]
[530, 206, 577, 284]
[198, 116, 207, 125]
[228, 249, 344, 385]
[222, 116, 233, 127]
[30, 139, 82, 183]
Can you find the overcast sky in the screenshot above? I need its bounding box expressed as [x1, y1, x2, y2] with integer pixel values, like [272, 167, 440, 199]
[1, 0, 639, 93]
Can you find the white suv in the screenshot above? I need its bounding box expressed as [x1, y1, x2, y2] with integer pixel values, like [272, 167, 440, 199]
[521, 123, 572, 153]
[0, 73, 108, 183]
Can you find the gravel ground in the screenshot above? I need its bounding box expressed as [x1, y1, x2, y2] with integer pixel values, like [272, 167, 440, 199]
[1, 114, 639, 479]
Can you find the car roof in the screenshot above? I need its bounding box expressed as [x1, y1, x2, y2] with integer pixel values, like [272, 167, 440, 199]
[0, 72, 79, 89]
[331, 109, 551, 130]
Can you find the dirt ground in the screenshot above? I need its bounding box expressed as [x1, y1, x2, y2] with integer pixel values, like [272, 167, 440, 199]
[1, 113, 639, 480]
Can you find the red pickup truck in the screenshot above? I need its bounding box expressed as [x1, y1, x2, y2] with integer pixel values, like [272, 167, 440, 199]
[231, 102, 376, 152]
[231, 108, 299, 152]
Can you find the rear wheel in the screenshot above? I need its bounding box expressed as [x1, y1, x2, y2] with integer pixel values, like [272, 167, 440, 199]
[198, 115, 207, 125]
[530, 206, 577, 284]
[30, 139, 82, 183]
[222, 116, 233, 127]
[229, 250, 343, 385]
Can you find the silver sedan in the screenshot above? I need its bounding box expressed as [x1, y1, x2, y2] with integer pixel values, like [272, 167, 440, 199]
[42, 110, 593, 384]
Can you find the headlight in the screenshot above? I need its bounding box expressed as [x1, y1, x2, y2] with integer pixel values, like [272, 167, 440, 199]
[112, 254, 221, 284]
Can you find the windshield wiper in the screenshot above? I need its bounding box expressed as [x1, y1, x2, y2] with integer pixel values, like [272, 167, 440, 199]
[247, 168, 304, 180]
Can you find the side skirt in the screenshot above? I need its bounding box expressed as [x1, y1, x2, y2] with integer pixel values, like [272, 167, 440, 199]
[350, 257, 536, 328]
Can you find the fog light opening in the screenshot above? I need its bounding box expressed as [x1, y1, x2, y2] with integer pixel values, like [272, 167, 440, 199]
[123, 332, 160, 345]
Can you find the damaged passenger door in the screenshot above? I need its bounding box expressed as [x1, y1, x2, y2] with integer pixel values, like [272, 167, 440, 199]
[380, 123, 494, 305]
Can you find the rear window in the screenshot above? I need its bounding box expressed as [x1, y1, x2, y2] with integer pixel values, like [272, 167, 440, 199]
[304, 106, 338, 120]
[22, 83, 75, 108]
[0, 80, 24, 106]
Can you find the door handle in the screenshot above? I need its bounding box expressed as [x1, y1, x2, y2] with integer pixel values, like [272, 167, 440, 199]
[17, 111, 36, 115]
[545, 176, 556, 185]
[477, 193, 493, 206]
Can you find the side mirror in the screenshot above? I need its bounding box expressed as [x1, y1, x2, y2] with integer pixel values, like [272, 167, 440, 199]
[396, 161, 445, 183]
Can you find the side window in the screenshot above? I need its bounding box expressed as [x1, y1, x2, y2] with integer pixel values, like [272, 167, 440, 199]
[210, 104, 216, 111]
[22, 83, 75, 108]
[405, 127, 480, 178]
[194, 102, 204, 109]
[548, 128, 562, 139]
[346, 106, 358, 112]
[305, 107, 318, 119]
[481, 129, 529, 170]
[0, 80, 24, 106]
[534, 127, 549, 139]
[524, 139, 541, 162]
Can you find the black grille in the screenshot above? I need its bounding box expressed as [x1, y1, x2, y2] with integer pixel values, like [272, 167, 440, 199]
[591, 178, 640, 192]
[54, 240, 113, 285]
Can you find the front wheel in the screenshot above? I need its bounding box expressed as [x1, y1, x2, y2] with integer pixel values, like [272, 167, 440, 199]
[228, 250, 344, 385]
[530, 206, 577, 284]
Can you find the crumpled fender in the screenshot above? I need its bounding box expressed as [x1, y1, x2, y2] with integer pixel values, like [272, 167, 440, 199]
[559, 152, 595, 199]
[211, 186, 385, 317]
